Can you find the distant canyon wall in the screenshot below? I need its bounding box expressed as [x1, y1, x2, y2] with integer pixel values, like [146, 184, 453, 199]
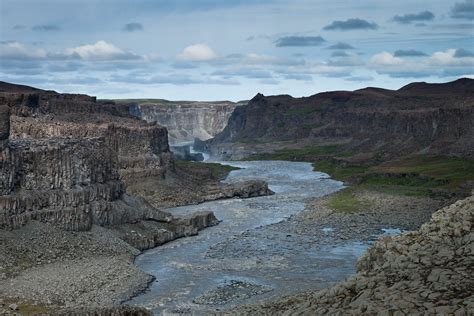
[206, 79, 474, 159]
[128, 101, 241, 143]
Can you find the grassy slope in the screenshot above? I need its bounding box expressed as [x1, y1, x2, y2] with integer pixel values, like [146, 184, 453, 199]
[325, 189, 372, 213]
[244, 144, 474, 212]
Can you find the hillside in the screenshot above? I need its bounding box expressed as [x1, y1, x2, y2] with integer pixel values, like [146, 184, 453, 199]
[206, 78, 474, 159]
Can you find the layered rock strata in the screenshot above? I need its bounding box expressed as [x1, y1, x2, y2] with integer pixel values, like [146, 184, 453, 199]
[0, 90, 174, 231]
[127, 100, 240, 143]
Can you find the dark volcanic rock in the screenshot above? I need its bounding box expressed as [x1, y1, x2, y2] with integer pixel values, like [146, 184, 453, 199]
[0, 81, 47, 93]
[171, 144, 204, 161]
[0, 82, 272, 310]
[0, 87, 173, 230]
[207, 78, 474, 159]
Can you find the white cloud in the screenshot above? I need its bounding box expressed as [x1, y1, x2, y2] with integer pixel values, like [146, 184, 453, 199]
[177, 44, 217, 61]
[429, 49, 474, 67]
[369, 49, 474, 78]
[370, 52, 404, 66]
[0, 42, 47, 60]
[328, 53, 364, 67]
[243, 53, 304, 66]
[64, 40, 140, 61]
[282, 63, 352, 78]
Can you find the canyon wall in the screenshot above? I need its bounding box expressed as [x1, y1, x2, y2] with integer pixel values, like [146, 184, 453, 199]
[0, 83, 270, 233]
[0, 88, 173, 230]
[206, 78, 474, 159]
[127, 100, 241, 143]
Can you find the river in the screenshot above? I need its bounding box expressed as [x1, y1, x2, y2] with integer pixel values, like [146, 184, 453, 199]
[129, 160, 368, 314]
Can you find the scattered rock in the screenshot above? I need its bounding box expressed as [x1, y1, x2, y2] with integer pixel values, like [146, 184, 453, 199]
[194, 280, 273, 305]
[226, 194, 474, 315]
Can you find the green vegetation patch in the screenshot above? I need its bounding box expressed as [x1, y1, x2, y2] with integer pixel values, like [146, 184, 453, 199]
[375, 156, 474, 189]
[284, 106, 323, 116]
[246, 144, 347, 161]
[326, 189, 371, 213]
[357, 173, 446, 197]
[312, 159, 370, 180]
[245, 146, 473, 197]
[203, 162, 241, 180]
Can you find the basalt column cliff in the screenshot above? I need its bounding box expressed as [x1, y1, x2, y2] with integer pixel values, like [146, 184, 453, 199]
[0, 85, 174, 231]
[0, 81, 270, 244]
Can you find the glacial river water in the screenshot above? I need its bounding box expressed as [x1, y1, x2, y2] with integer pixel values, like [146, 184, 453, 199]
[130, 160, 368, 315]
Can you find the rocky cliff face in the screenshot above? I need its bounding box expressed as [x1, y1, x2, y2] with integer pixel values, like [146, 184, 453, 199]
[0, 82, 274, 312]
[207, 78, 474, 159]
[0, 84, 270, 233]
[128, 100, 240, 143]
[0, 89, 173, 231]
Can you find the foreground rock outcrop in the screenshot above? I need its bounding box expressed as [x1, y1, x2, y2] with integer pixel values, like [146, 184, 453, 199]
[229, 194, 474, 315]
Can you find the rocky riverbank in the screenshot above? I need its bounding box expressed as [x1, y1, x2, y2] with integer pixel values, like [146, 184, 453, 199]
[225, 192, 473, 315]
[0, 212, 219, 313]
[0, 164, 272, 315]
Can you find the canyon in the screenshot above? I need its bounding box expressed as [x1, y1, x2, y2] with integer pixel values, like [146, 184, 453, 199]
[0, 81, 271, 314]
[123, 99, 242, 143]
[196, 78, 474, 315]
[0, 78, 472, 315]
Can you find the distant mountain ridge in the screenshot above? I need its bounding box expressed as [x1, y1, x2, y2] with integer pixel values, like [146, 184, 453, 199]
[206, 78, 474, 159]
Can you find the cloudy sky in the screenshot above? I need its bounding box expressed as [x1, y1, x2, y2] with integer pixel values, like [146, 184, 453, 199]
[1, 0, 473, 100]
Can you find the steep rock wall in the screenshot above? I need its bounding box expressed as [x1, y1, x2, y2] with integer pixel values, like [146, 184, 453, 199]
[129, 101, 238, 143]
[208, 79, 474, 159]
[0, 91, 172, 230]
[10, 116, 174, 185]
[0, 138, 169, 231]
